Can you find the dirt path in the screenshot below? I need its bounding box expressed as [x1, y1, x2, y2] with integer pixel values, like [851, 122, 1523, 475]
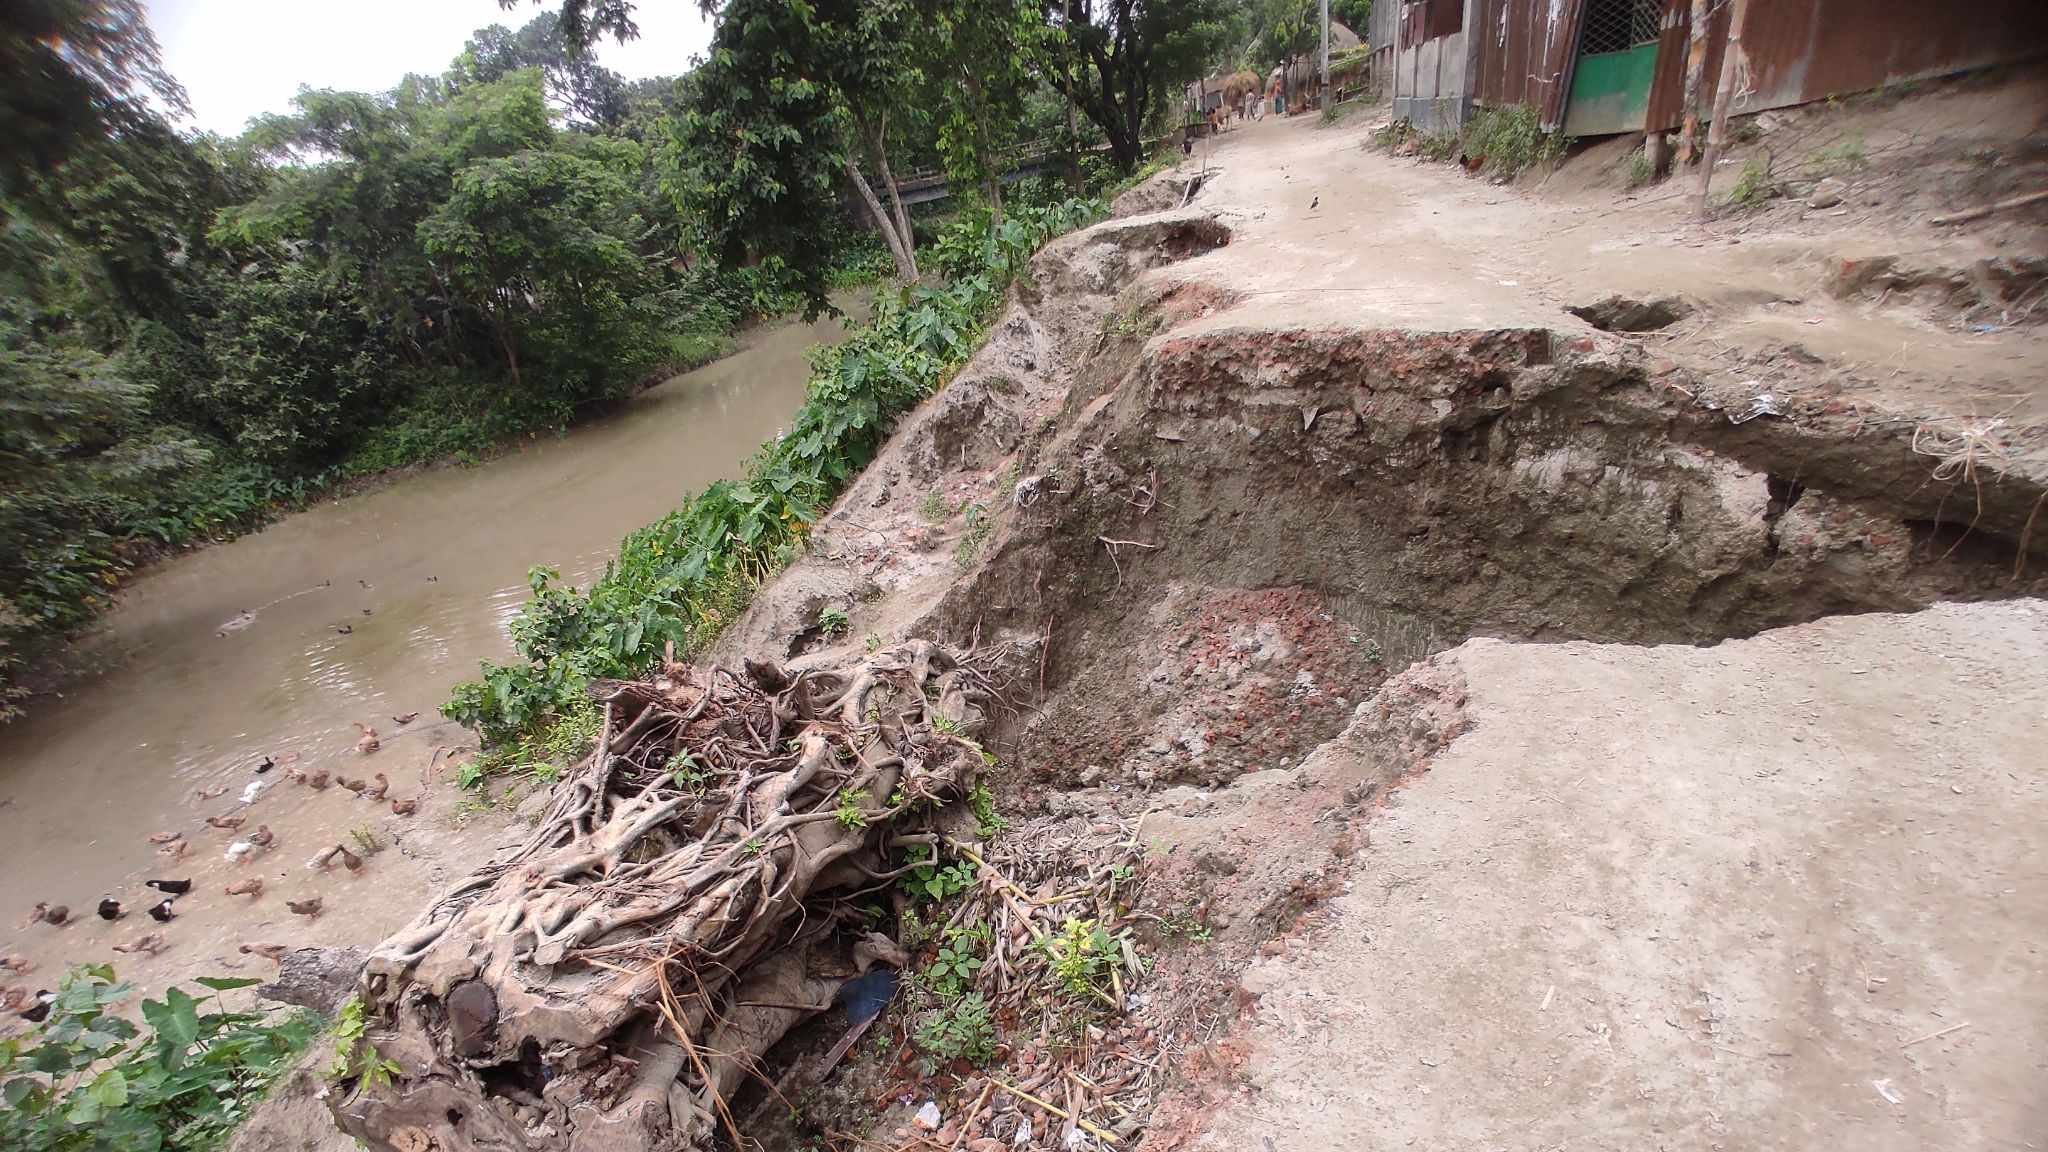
[1175, 102, 2047, 467]
[1188, 601, 2048, 1151]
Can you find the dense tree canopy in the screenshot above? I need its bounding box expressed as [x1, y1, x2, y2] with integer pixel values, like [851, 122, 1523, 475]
[1, 0, 1263, 712]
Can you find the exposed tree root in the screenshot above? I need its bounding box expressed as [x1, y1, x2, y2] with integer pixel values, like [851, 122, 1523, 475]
[333, 641, 1008, 1152]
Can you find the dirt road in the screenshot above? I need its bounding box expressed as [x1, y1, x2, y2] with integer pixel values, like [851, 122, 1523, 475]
[1189, 601, 2047, 1151]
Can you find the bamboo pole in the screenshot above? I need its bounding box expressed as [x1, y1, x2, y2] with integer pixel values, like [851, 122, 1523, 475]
[1676, 0, 1712, 163]
[1695, 0, 1751, 217]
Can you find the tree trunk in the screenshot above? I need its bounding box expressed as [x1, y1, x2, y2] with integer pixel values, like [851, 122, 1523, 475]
[1065, 94, 1083, 190]
[872, 112, 916, 276]
[847, 156, 917, 282]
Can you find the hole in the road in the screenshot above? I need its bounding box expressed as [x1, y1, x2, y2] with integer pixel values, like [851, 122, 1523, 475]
[1567, 293, 1694, 332]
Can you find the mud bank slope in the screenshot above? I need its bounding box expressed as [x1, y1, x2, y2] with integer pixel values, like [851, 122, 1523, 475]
[332, 111, 2047, 1152]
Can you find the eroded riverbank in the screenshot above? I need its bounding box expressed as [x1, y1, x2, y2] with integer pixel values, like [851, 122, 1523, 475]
[0, 307, 850, 1006]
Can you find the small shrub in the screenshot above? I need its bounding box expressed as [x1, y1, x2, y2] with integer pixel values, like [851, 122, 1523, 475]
[1042, 916, 1127, 1002]
[913, 993, 996, 1068]
[818, 605, 850, 636]
[967, 780, 1005, 839]
[953, 503, 993, 566]
[0, 965, 317, 1152]
[833, 787, 870, 829]
[916, 490, 949, 523]
[1725, 154, 1779, 209]
[1626, 146, 1654, 188]
[1461, 105, 1566, 179]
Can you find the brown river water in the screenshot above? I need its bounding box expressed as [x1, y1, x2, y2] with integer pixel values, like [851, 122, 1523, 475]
[0, 309, 847, 1007]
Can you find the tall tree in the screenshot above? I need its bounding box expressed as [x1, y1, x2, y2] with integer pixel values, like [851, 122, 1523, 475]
[915, 0, 1041, 222]
[663, 0, 923, 304]
[456, 12, 631, 129]
[1039, 0, 1237, 172]
[0, 0, 189, 196]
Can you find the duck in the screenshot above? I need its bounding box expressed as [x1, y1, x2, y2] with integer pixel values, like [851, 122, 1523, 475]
[238, 779, 268, 804]
[248, 825, 275, 848]
[255, 756, 276, 775]
[148, 831, 183, 845]
[334, 624, 353, 635]
[223, 878, 263, 898]
[239, 942, 290, 963]
[390, 796, 419, 817]
[337, 845, 363, 873]
[20, 990, 54, 1023]
[352, 723, 381, 755]
[338, 777, 367, 795]
[286, 897, 323, 918]
[205, 813, 246, 831]
[192, 784, 228, 801]
[307, 770, 331, 790]
[146, 899, 176, 923]
[0, 986, 28, 1013]
[112, 932, 166, 956]
[145, 879, 193, 896]
[25, 903, 68, 927]
[0, 953, 32, 975]
[157, 839, 190, 859]
[392, 712, 419, 726]
[97, 899, 124, 921]
[364, 773, 389, 800]
[360, 607, 373, 616]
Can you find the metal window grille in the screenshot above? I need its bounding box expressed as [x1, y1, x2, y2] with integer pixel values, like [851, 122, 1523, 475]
[1580, 0, 1664, 54]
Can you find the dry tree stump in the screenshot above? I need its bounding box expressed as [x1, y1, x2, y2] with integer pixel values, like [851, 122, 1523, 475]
[332, 641, 1002, 1152]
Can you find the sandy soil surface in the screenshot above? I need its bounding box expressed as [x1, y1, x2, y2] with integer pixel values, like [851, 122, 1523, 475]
[1187, 600, 2048, 1151]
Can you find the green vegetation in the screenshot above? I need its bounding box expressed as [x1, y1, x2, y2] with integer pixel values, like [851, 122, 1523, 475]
[4, 0, 1252, 716]
[1460, 104, 1566, 180]
[328, 996, 398, 1088]
[445, 192, 1104, 750]
[912, 991, 997, 1068]
[1626, 146, 1655, 188]
[818, 605, 851, 636]
[1043, 916, 1129, 1002]
[1811, 133, 1869, 175]
[1725, 154, 1780, 209]
[0, 966, 317, 1152]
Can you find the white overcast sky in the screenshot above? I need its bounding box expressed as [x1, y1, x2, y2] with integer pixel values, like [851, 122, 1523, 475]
[144, 0, 715, 135]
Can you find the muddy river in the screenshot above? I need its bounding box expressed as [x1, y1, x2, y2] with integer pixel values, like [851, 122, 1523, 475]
[0, 309, 848, 997]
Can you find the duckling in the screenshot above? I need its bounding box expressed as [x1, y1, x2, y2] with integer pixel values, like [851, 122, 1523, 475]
[157, 838, 190, 859]
[192, 784, 229, 802]
[112, 932, 166, 956]
[20, 990, 54, 1023]
[144, 879, 192, 896]
[390, 796, 419, 817]
[286, 767, 309, 785]
[0, 954, 31, 974]
[97, 898, 124, 921]
[148, 831, 183, 845]
[334, 624, 353, 635]
[205, 813, 246, 831]
[391, 712, 419, 726]
[338, 777, 367, 795]
[336, 845, 363, 873]
[286, 897, 323, 919]
[239, 779, 268, 804]
[352, 723, 381, 755]
[363, 773, 390, 800]
[25, 903, 68, 927]
[223, 878, 263, 898]
[239, 942, 290, 963]
[307, 770, 331, 790]
[146, 899, 175, 923]
[248, 825, 275, 848]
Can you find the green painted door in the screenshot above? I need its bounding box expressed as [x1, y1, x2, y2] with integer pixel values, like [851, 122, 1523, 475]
[1562, 0, 1664, 137]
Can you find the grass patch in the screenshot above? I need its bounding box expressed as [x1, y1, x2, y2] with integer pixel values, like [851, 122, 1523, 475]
[1724, 153, 1780, 209]
[1626, 146, 1655, 188]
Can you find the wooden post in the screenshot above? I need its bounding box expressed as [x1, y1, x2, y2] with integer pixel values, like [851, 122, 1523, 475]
[1320, 0, 1332, 113]
[1695, 0, 1749, 217]
[1676, 0, 1712, 163]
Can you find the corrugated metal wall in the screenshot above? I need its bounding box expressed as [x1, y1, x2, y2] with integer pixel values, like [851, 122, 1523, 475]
[1477, 0, 2048, 136]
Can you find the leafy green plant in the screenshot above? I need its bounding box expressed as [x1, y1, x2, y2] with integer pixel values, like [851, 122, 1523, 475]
[817, 605, 850, 636]
[907, 850, 979, 904]
[0, 965, 316, 1152]
[1460, 104, 1566, 179]
[912, 992, 996, 1068]
[1725, 154, 1779, 208]
[929, 929, 987, 997]
[1626, 146, 1654, 188]
[1042, 917, 1126, 1001]
[1811, 133, 1868, 175]
[328, 996, 399, 1089]
[834, 787, 871, 829]
[917, 489, 949, 524]
[953, 504, 994, 566]
[967, 781, 1006, 839]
